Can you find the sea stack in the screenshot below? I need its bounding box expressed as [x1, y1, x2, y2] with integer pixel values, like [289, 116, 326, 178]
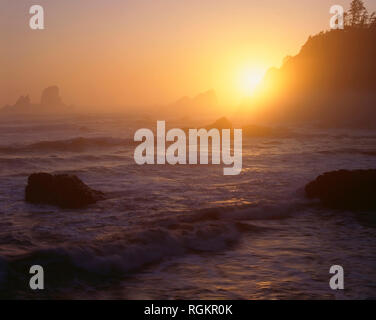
[40, 86, 65, 108]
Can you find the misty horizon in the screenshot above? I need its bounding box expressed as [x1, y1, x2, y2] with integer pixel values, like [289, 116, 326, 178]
[2, 0, 376, 109]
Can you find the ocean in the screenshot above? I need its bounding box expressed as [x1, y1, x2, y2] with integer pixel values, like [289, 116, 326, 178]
[0, 114, 375, 299]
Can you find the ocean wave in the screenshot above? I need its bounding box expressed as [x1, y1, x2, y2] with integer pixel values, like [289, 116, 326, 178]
[0, 123, 80, 134]
[0, 199, 305, 294]
[183, 202, 302, 222]
[317, 148, 376, 156]
[0, 223, 242, 293]
[0, 137, 135, 154]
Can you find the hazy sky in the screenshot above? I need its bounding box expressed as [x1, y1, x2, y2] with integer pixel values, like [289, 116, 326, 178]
[1, 0, 375, 108]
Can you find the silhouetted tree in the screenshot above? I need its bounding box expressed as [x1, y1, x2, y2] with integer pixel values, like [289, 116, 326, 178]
[349, 0, 367, 26]
[344, 0, 376, 28]
[370, 12, 376, 28]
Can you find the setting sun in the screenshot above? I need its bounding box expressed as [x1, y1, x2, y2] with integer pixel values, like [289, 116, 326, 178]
[238, 67, 266, 96]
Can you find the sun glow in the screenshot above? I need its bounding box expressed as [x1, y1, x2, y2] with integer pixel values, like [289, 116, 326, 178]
[237, 67, 266, 97]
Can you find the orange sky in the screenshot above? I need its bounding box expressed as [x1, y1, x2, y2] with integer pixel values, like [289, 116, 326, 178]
[1, 0, 376, 109]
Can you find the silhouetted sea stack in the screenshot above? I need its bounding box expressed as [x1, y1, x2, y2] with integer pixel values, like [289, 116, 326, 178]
[25, 173, 105, 209]
[1, 85, 69, 114]
[206, 117, 233, 129]
[168, 89, 218, 117]
[40, 86, 64, 108]
[1, 95, 33, 113]
[305, 169, 376, 211]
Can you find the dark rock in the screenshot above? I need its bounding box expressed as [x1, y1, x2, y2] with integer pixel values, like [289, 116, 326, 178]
[25, 173, 105, 209]
[305, 169, 376, 211]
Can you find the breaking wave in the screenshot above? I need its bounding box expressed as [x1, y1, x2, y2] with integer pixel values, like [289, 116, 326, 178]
[0, 200, 304, 295]
[0, 137, 135, 154]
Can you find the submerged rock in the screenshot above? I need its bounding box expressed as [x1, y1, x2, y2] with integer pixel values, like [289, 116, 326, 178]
[305, 169, 376, 211]
[25, 173, 105, 209]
